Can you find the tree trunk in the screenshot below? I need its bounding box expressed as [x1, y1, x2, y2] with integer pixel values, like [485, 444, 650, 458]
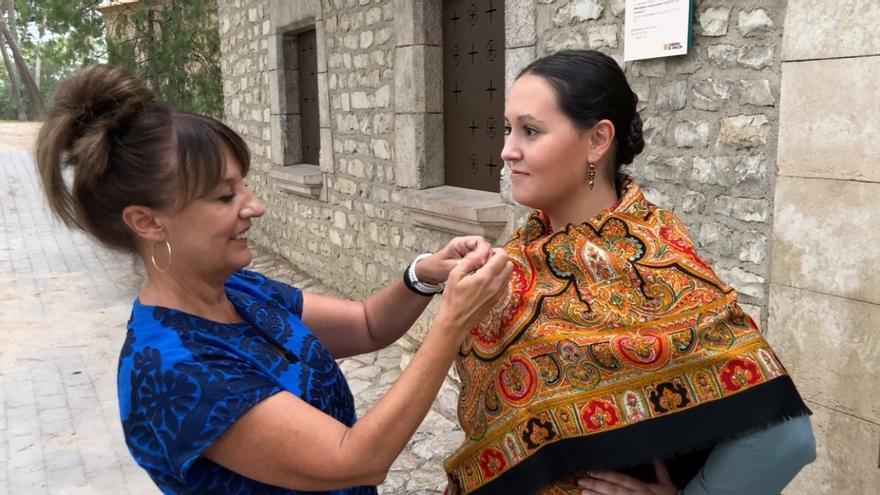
[0, 0, 43, 114]
[35, 13, 46, 91]
[145, 7, 162, 93]
[0, 39, 25, 120]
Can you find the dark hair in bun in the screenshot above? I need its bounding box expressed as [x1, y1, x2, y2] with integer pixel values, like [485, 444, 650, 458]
[518, 49, 644, 167]
[36, 64, 250, 252]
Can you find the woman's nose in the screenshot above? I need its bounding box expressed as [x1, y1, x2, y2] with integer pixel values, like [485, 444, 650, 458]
[501, 135, 521, 162]
[241, 192, 265, 218]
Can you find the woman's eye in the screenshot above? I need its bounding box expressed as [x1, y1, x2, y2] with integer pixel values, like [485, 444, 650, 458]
[503, 125, 512, 136]
[524, 127, 539, 136]
[218, 193, 236, 203]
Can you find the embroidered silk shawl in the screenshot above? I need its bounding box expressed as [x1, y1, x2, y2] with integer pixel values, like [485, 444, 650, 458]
[443, 179, 809, 494]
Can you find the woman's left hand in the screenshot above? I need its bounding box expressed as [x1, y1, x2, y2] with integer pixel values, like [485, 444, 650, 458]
[578, 460, 676, 495]
[416, 236, 494, 285]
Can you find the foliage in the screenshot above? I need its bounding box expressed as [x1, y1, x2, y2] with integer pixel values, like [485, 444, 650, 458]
[0, 0, 106, 119]
[0, 0, 223, 120]
[107, 0, 223, 117]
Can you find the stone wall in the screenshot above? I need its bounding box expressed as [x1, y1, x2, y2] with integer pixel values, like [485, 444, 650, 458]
[218, 0, 454, 347]
[766, 0, 880, 492]
[218, 0, 788, 342]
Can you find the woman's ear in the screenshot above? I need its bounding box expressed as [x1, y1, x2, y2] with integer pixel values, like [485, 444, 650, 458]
[587, 119, 616, 164]
[122, 205, 166, 243]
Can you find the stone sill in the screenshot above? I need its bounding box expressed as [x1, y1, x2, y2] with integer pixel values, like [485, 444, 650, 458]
[270, 164, 322, 199]
[399, 186, 508, 239]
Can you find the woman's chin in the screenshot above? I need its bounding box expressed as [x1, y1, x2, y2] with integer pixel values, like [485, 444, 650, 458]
[511, 189, 541, 210]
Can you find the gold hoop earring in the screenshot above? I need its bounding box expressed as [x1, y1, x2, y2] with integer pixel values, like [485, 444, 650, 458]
[151, 240, 172, 273]
[587, 161, 596, 190]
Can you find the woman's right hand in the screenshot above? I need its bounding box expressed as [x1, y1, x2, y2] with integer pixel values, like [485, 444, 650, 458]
[436, 248, 512, 338]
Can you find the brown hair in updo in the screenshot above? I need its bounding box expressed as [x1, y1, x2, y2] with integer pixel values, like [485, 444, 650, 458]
[518, 50, 645, 168]
[36, 64, 250, 253]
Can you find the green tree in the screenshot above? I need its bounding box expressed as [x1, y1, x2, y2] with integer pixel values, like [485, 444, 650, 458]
[107, 0, 222, 117]
[0, 0, 105, 120]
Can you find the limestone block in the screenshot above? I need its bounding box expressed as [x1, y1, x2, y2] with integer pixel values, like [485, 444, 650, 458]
[553, 0, 604, 26]
[771, 177, 880, 304]
[316, 21, 328, 73]
[374, 85, 392, 108]
[667, 51, 703, 74]
[716, 266, 764, 299]
[373, 112, 394, 134]
[783, 0, 880, 60]
[768, 285, 880, 424]
[365, 7, 381, 26]
[371, 138, 392, 161]
[697, 222, 736, 259]
[318, 72, 330, 128]
[347, 158, 365, 178]
[543, 27, 588, 54]
[360, 30, 374, 49]
[642, 116, 668, 146]
[697, 7, 729, 37]
[738, 9, 774, 37]
[319, 127, 334, 172]
[588, 25, 618, 49]
[739, 79, 775, 106]
[707, 44, 736, 68]
[375, 27, 393, 46]
[630, 81, 649, 111]
[680, 190, 705, 215]
[394, 0, 441, 46]
[717, 114, 769, 149]
[333, 177, 358, 195]
[267, 0, 319, 30]
[394, 113, 444, 188]
[654, 80, 687, 111]
[735, 153, 768, 183]
[394, 45, 442, 113]
[350, 91, 369, 110]
[507, 0, 537, 48]
[781, 402, 880, 494]
[713, 195, 769, 223]
[267, 33, 280, 71]
[693, 155, 732, 188]
[673, 119, 710, 148]
[778, 56, 880, 182]
[343, 33, 359, 50]
[505, 46, 537, 95]
[630, 58, 667, 77]
[738, 230, 767, 265]
[642, 156, 686, 182]
[609, 0, 625, 17]
[737, 45, 774, 69]
[692, 78, 734, 111]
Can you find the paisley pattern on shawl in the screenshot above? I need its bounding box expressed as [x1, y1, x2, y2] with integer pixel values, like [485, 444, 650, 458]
[444, 178, 809, 495]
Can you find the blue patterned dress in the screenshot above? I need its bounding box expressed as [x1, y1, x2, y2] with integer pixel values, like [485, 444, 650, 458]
[118, 269, 378, 495]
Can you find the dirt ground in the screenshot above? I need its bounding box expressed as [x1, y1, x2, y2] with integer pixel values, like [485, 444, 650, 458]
[0, 121, 42, 150]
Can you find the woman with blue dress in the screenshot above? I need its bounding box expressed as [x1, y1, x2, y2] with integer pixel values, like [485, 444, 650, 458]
[35, 64, 513, 494]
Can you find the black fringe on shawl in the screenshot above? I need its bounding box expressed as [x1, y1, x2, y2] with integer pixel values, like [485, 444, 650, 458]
[467, 376, 811, 494]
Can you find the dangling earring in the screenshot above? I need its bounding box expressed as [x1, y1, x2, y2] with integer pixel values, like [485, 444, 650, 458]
[151, 240, 172, 273]
[587, 161, 596, 190]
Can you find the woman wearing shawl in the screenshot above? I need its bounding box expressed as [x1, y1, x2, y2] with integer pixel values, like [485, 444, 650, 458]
[443, 50, 815, 495]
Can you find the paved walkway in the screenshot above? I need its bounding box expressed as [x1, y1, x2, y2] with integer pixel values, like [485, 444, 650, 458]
[0, 125, 461, 493]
